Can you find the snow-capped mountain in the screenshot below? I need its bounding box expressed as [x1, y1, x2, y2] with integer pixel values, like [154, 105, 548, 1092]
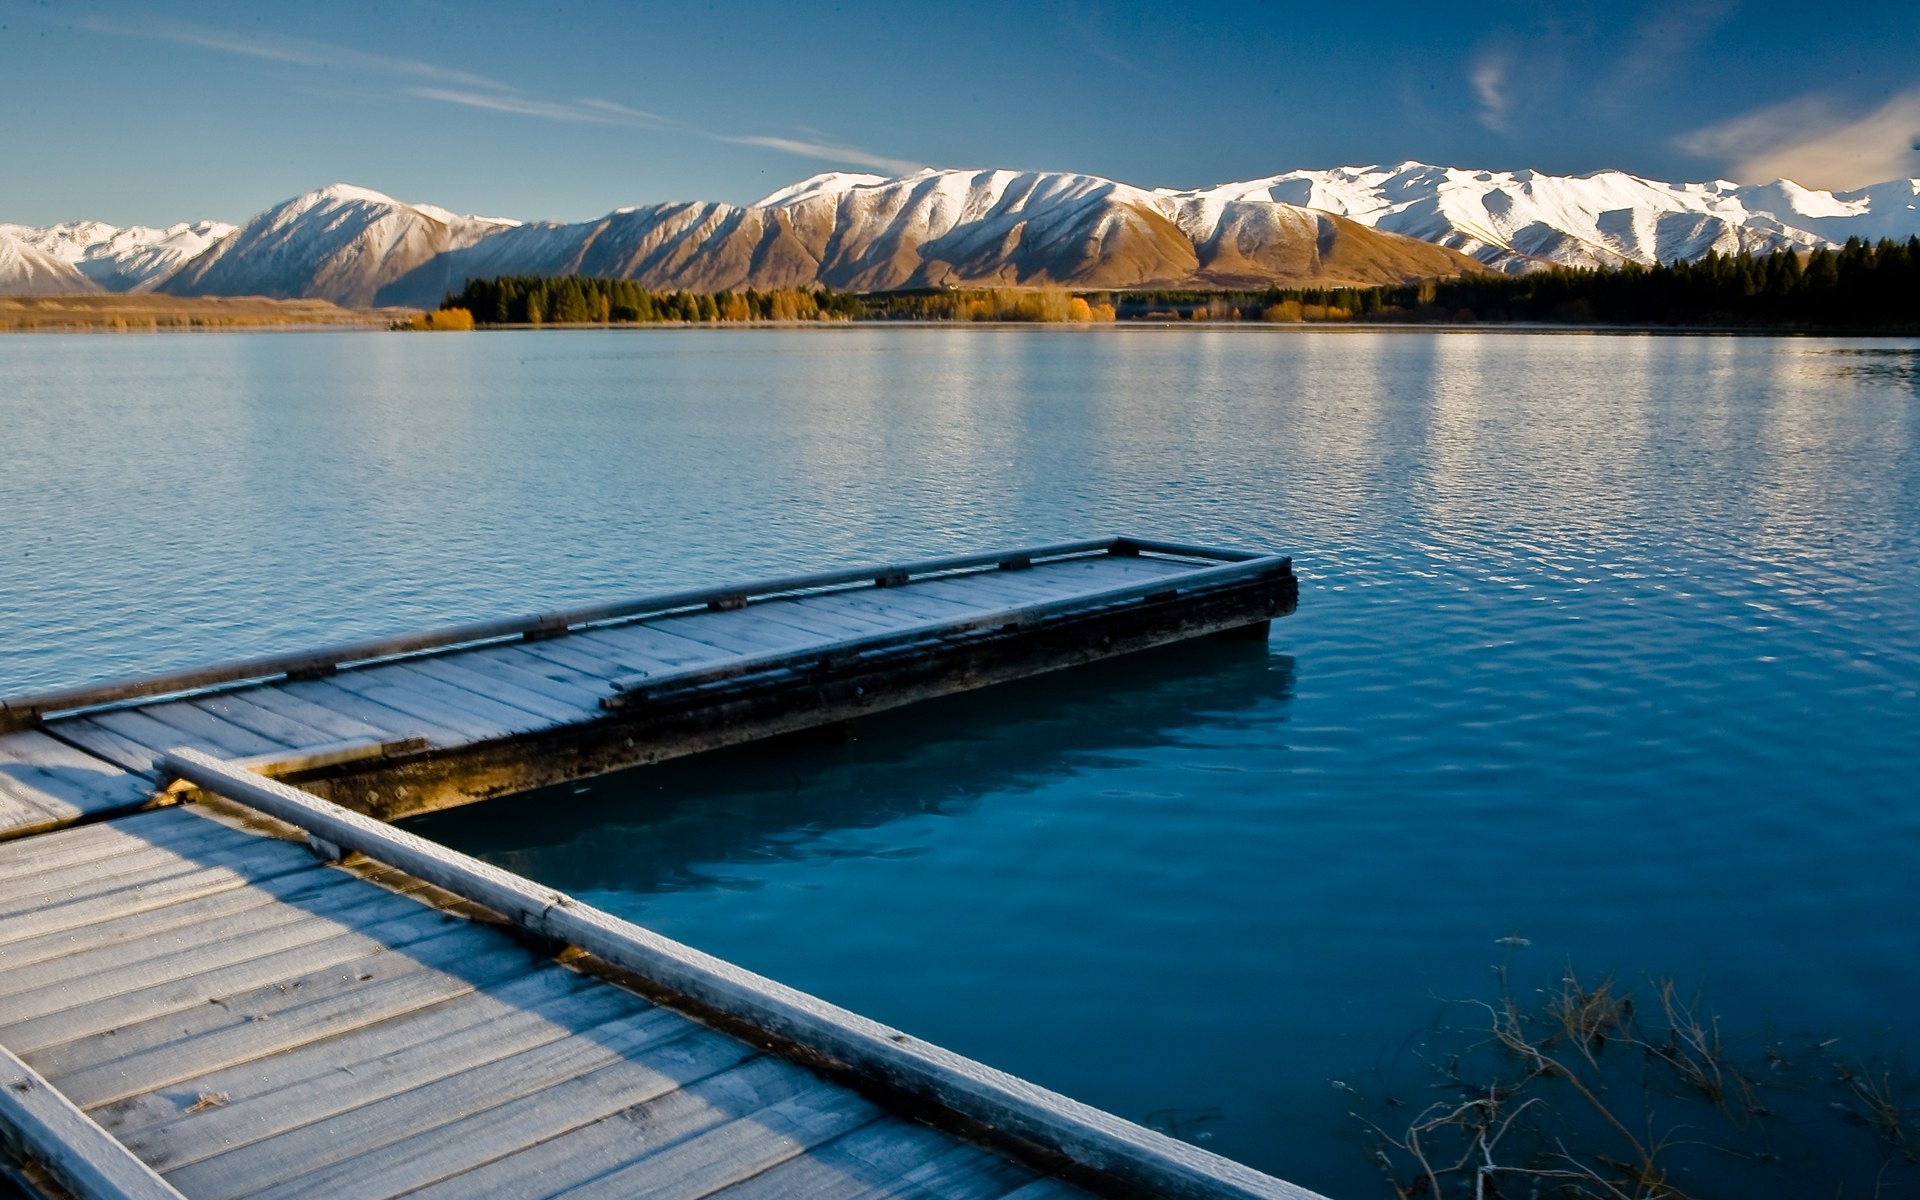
[1168, 163, 1920, 273]
[11, 162, 1919, 303]
[159, 185, 517, 307]
[0, 220, 238, 291]
[376, 169, 1481, 306]
[0, 232, 100, 295]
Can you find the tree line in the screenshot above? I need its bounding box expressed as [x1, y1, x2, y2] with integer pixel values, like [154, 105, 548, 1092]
[442, 238, 1920, 331]
[445, 276, 865, 325]
[1122, 236, 1920, 329]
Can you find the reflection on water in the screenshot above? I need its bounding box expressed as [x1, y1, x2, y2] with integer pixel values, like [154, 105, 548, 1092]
[3, 328, 1917, 1195]
[407, 638, 1294, 895]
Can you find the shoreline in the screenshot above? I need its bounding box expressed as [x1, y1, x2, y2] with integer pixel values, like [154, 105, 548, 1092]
[2, 296, 1914, 339]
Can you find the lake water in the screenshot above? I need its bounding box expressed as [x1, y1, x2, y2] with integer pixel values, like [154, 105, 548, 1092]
[3, 328, 1916, 1196]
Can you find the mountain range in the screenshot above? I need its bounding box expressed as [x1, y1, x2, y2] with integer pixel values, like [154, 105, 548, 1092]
[5, 164, 1917, 305]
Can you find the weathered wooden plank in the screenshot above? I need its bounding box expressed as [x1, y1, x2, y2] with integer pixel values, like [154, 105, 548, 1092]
[0, 831, 306, 921]
[0, 866, 391, 1004]
[549, 1083, 884, 1200]
[798, 588, 986, 623]
[228, 686, 392, 742]
[37, 913, 526, 1082]
[115, 703, 290, 761]
[174, 1023, 752, 1200]
[100, 969, 648, 1154]
[0, 1045, 187, 1200]
[655, 609, 818, 655]
[834, 1131, 1064, 1200]
[0, 857, 365, 975]
[161, 751, 1322, 1200]
[0, 868, 403, 1012]
[691, 1119, 980, 1200]
[0, 540, 1126, 730]
[2, 901, 467, 1054]
[443, 645, 611, 708]
[318, 669, 523, 745]
[45, 926, 539, 1109]
[0, 808, 277, 894]
[402, 655, 600, 724]
[746, 601, 899, 639]
[274, 678, 465, 747]
[0, 730, 148, 820]
[508, 635, 650, 684]
[0, 855, 322, 952]
[575, 622, 739, 669]
[45, 717, 171, 777]
[375, 1054, 817, 1200]
[0, 782, 64, 830]
[0, 806, 191, 869]
[187, 693, 353, 751]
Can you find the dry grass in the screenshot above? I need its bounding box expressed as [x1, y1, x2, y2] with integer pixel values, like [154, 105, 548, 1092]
[0, 294, 416, 332]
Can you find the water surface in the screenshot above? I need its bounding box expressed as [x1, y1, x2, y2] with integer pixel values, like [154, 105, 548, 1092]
[3, 328, 1916, 1195]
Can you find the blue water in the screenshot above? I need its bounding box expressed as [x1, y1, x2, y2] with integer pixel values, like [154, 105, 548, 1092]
[3, 329, 1917, 1195]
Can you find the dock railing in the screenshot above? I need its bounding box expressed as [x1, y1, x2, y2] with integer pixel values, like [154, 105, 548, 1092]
[0, 537, 1268, 733]
[158, 748, 1327, 1200]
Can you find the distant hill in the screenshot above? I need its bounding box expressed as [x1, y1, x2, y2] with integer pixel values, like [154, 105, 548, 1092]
[0, 232, 99, 295]
[157, 185, 517, 307]
[1176, 163, 1920, 273]
[9, 163, 1918, 302]
[376, 170, 1483, 307]
[0, 220, 237, 291]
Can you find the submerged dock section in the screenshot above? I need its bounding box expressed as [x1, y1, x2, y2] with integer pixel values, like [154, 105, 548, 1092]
[0, 537, 1315, 1200]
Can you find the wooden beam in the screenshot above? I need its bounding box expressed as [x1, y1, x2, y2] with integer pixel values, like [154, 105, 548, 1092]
[157, 749, 1327, 1200]
[0, 1045, 186, 1200]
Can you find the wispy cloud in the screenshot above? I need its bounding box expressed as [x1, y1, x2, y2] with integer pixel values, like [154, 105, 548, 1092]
[717, 135, 923, 175]
[1470, 50, 1513, 133]
[81, 16, 504, 90]
[83, 16, 920, 182]
[1678, 88, 1920, 190]
[408, 88, 612, 124]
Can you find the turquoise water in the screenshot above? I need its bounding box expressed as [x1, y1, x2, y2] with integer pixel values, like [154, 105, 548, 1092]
[3, 329, 1917, 1195]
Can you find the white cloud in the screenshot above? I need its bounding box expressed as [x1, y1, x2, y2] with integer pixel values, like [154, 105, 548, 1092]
[407, 88, 612, 124]
[84, 17, 921, 185]
[82, 17, 504, 91]
[1470, 51, 1512, 134]
[1678, 88, 1920, 190]
[717, 135, 923, 175]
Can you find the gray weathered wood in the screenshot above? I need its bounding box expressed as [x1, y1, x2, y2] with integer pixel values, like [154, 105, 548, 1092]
[0, 1045, 186, 1200]
[555, 1084, 883, 1200]
[226, 686, 391, 742]
[161, 751, 1324, 1200]
[3, 902, 466, 1054]
[601, 556, 1294, 705]
[0, 539, 1125, 729]
[180, 1023, 757, 1200]
[101, 971, 648, 1154]
[402, 654, 601, 723]
[0, 857, 380, 974]
[45, 927, 536, 1108]
[380, 1053, 814, 1200]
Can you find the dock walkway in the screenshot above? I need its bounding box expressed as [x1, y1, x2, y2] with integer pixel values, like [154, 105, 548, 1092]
[0, 538, 1315, 1200]
[0, 538, 1296, 835]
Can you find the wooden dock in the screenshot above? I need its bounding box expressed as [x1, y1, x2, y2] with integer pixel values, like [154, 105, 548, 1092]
[0, 538, 1317, 1200]
[0, 538, 1296, 834]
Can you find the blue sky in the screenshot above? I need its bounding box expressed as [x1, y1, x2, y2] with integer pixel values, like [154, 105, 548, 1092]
[3, 0, 1917, 226]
